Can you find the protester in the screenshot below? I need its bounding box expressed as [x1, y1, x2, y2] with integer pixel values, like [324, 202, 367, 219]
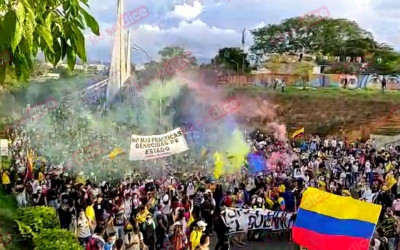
[195, 234, 210, 250]
[4, 125, 400, 249]
[76, 209, 92, 246]
[123, 222, 144, 250]
[382, 77, 387, 93]
[142, 214, 156, 250]
[87, 225, 106, 250]
[190, 221, 207, 249]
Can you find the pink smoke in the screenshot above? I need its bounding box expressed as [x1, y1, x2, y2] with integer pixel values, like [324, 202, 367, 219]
[267, 122, 287, 142]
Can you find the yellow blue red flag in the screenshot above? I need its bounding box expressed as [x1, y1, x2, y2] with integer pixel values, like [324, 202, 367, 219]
[293, 187, 381, 250]
[292, 127, 304, 139]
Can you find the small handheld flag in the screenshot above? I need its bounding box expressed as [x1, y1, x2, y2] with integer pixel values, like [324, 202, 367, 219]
[109, 147, 124, 159]
[292, 127, 304, 139]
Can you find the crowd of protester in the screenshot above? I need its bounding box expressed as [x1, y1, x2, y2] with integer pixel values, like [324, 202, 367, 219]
[3, 126, 400, 250]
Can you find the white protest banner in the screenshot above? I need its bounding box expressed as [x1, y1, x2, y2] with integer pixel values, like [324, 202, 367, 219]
[223, 208, 295, 233]
[129, 128, 189, 161]
[0, 139, 8, 156]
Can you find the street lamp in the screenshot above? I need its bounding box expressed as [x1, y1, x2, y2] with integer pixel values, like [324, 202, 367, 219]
[229, 59, 239, 73]
[229, 59, 240, 85]
[132, 44, 163, 128]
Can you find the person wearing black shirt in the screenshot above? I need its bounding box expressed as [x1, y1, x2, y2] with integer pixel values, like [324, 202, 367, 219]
[155, 204, 168, 249]
[214, 209, 229, 250]
[200, 192, 215, 235]
[47, 183, 59, 210]
[58, 199, 72, 229]
[94, 194, 106, 225]
[381, 77, 387, 93]
[142, 215, 156, 250]
[376, 187, 393, 215]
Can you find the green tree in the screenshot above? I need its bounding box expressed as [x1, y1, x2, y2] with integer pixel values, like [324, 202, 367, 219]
[213, 47, 250, 73]
[0, 0, 99, 86]
[251, 17, 375, 61]
[265, 54, 284, 81]
[293, 61, 315, 89]
[157, 46, 197, 81]
[158, 46, 197, 66]
[374, 49, 400, 74]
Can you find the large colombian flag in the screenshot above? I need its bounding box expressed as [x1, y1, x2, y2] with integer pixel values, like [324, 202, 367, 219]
[293, 187, 381, 250]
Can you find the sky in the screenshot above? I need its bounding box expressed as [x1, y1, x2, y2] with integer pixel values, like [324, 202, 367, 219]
[85, 0, 400, 65]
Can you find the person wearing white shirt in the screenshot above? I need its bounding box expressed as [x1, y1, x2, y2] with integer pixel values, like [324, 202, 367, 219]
[338, 140, 344, 149]
[331, 138, 337, 149]
[351, 162, 359, 184]
[324, 138, 329, 149]
[365, 160, 372, 185]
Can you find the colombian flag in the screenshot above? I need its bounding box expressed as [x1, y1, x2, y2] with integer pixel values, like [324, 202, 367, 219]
[292, 127, 304, 139]
[27, 149, 35, 174]
[293, 188, 381, 250]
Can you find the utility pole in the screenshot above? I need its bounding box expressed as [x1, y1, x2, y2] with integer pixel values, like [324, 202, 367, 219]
[241, 28, 246, 74]
[132, 44, 163, 128]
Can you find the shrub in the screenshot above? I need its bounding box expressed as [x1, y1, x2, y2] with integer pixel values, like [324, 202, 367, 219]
[33, 229, 82, 250]
[16, 206, 59, 238]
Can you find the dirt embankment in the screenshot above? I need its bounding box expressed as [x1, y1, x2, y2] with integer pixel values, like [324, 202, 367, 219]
[239, 93, 400, 140]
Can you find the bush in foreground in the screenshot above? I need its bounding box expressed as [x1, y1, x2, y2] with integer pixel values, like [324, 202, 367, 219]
[16, 206, 81, 249]
[33, 229, 82, 250]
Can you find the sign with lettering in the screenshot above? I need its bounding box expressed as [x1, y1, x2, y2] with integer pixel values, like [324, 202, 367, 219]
[223, 208, 295, 233]
[129, 128, 189, 161]
[0, 139, 8, 156]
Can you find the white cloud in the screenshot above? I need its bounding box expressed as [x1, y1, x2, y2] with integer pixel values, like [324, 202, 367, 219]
[129, 19, 240, 63]
[86, 0, 400, 63]
[168, 1, 204, 20]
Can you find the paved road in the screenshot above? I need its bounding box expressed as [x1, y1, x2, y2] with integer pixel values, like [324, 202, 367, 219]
[230, 240, 300, 250]
[208, 237, 301, 250]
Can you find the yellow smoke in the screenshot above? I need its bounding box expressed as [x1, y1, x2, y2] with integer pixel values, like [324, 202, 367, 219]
[213, 152, 225, 179]
[213, 129, 250, 178]
[224, 129, 250, 175]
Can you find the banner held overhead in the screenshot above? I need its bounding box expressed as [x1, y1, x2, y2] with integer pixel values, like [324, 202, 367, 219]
[129, 128, 189, 161]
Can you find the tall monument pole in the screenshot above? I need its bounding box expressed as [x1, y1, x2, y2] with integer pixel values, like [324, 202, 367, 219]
[106, 0, 128, 105]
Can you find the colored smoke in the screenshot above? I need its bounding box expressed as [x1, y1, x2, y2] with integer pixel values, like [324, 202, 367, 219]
[248, 152, 266, 174]
[213, 152, 224, 179]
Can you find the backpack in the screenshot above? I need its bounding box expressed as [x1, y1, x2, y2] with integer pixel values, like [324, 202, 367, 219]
[86, 236, 101, 250]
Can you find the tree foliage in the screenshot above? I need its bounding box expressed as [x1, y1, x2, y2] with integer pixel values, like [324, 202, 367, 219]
[157, 46, 197, 71]
[138, 46, 198, 85]
[251, 17, 373, 59]
[373, 49, 400, 74]
[213, 47, 250, 73]
[251, 16, 400, 73]
[0, 0, 100, 85]
[264, 54, 285, 76]
[293, 61, 316, 89]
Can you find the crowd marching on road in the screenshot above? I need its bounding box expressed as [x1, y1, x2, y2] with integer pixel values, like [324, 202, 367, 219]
[3, 125, 400, 250]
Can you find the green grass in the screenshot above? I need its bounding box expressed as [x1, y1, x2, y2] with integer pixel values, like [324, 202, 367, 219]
[228, 85, 400, 102]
